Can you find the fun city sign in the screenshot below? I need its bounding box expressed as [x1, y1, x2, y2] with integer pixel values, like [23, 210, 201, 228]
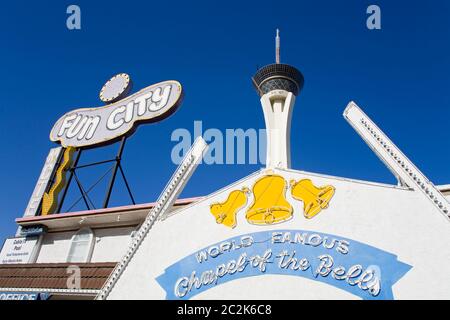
[21, 74, 183, 218]
[50, 78, 183, 148]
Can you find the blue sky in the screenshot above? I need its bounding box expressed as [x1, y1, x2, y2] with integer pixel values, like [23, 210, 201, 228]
[0, 0, 449, 240]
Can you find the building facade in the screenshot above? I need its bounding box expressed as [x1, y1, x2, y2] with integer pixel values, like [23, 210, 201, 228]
[1, 34, 450, 300]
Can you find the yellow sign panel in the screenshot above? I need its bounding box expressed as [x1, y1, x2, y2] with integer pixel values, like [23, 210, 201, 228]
[210, 175, 335, 228]
[41, 147, 75, 216]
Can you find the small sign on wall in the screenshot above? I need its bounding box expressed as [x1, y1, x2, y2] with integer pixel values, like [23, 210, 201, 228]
[0, 236, 39, 264]
[0, 292, 49, 300]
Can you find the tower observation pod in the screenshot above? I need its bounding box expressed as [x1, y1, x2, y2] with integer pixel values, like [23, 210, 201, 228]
[252, 29, 304, 169]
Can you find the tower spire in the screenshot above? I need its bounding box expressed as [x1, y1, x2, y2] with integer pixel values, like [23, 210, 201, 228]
[252, 30, 304, 169]
[275, 28, 280, 64]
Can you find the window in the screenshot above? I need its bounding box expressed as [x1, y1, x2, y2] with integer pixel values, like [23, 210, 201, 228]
[67, 228, 95, 263]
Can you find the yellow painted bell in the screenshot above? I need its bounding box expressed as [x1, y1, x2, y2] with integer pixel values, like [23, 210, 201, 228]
[246, 175, 293, 225]
[290, 179, 335, 219]
[210, 187, 249, 228]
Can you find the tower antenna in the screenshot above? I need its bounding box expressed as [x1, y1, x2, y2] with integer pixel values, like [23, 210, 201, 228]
[275, 28, 280, 64]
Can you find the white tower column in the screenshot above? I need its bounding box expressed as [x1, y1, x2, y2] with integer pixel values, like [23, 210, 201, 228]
[260, 90, 296, 169]
[252, 29, 303, 170]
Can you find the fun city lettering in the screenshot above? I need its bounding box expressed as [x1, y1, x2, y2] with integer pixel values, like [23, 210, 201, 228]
[56, 85, 172, 140]
[50, 80, 182, 147]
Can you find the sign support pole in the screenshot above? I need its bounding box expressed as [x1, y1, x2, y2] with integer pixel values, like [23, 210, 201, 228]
[103, 136, 127, 208]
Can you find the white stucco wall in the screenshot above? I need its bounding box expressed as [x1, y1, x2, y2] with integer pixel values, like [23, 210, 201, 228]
[36, 231, 73, 263]
[105, 168, 450, 300]
[36, 226, 136, 263]
[91, 227, 136, 262]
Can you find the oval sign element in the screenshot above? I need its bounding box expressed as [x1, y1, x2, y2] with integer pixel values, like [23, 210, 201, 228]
[99, 73, 132, 103]
[50, 80, 183, 148]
